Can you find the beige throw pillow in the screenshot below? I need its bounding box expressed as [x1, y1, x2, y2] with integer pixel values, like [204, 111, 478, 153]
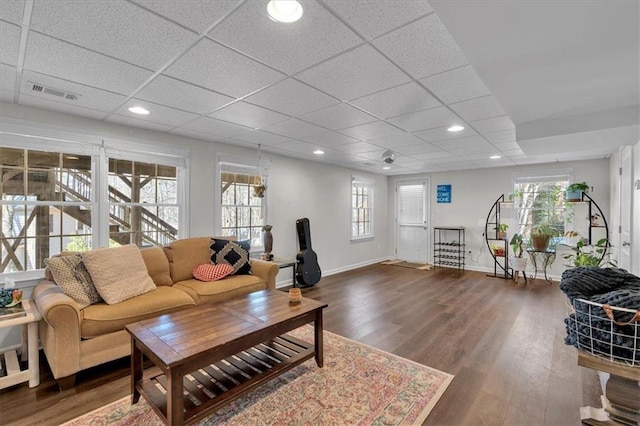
[82, 244, 156, 304]
[45, 255, 102, 309]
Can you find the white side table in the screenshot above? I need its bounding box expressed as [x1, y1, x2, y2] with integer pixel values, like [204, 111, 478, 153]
[0, 299, 41, 389]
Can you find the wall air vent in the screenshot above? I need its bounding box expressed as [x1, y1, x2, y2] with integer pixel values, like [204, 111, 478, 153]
[27, 81, 80, 101]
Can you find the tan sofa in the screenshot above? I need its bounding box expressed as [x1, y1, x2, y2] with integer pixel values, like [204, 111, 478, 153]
[32, 237, 278, 389]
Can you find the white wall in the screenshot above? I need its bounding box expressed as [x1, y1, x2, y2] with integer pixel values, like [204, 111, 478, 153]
[634, 140, 640, 275]
[389, 159, 611, 280]
[0, 103, 390, 281]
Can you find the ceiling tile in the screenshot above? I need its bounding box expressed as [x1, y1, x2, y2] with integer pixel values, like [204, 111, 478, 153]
[374, 14, 468, 79]
[209, 0, 362, 75]
[470, 115, 516, 134]
[449, 96, 506, 122]
[19, 93, 108, 120]
[494, 141, 521, 151]
[261, 118, 326, 140]
[245, 78, 339, 117]
[396, 143, 444, 155]
[24, 32, 153, 94]
[329, 141, 381, 155]
[350, 82, 441, 119]
[356, 149, 389, 161]
[296, 44, 410, 100]
[484, 129, 517, 144]
[1, 22, 21, 67]
[164, 38, 284, 98]
[168, 127, 218, 142]
[0, 91, 14, 103]
[502, 148, 525, 156]
[303, 129, 359, 148]
[340, 120, 401, 141]
[105, 114, 174, 132]
[113, 99, 200, 127]
[435, 137, 495, 155]
[367, 133, 425, 149]
[0, 0, 25, 24]
[1, 64, 17, 94]
[137, 75, 233, 115]
[420, 65, 491, 104]
[413, 125, 477, 143]
[438, 160, 476, 171]
[323, 0, 433, 40]
[30, 0, 198, 70]
[21, 70, 128, 112]
[270, 139, 321, 155]
[471, 158, 516, 168]
[130, 0, 237, 33]
[178, 116, 252, 138]
[387, 106, 459, 132]
[230, 130, 297, 147]
[208, 101, 288, 129]
[300, 103, 375, 130]
[410, 150, 456, 160]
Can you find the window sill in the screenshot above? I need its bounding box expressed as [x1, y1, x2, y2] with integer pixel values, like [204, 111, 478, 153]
[350, 236, 374, 243]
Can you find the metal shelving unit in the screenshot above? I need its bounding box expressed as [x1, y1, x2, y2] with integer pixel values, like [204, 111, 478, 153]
[433, 226, 465, 270]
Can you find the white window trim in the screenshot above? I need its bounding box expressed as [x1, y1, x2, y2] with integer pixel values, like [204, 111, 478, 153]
[350, 175, 375, 241]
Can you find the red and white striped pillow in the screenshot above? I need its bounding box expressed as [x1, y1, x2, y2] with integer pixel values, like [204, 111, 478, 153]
[193, 263, 234, 282]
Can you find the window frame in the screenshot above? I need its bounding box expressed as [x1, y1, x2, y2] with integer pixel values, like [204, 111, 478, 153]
[350, 175, 374, 241]
[0, 132, 188, 278]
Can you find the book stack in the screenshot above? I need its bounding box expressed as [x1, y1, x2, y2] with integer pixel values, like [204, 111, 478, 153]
[0, 305, 26, 320]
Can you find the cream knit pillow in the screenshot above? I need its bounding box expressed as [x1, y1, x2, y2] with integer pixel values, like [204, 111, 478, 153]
[82, 244, 156, 304]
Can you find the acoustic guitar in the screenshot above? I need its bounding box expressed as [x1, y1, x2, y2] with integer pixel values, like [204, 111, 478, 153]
[295, 218, 321, 287]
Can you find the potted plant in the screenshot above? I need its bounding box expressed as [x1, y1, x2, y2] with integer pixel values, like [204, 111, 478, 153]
[509, 233, 528, 270]
[562, 238, 616, 267]
[491, 245, 505, 257]
[565, 182, 589, 202]
[253, 184, 267, 198]
[495, 223, 508, 239]
[530, 224, 556, 251]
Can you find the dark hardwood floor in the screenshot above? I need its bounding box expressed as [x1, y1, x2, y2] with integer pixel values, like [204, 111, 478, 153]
[0, 265, 600, 425]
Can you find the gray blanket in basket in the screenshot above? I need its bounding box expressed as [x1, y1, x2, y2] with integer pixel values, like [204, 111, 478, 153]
[559, 267, 640, 361]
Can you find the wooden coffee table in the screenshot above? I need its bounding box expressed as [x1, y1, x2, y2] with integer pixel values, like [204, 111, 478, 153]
[125, 289, 327, 425]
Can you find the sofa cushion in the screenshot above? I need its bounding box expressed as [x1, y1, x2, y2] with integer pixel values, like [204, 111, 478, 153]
[163, 237, 214, 283]
[173, 275, 266, 305]
[210, 239, 252, 275]
[193, 263, 234, 282]
[80, 286, 195, 339]
[140, 246, 173, 286]
[82, 244, 156, 304]
[44, 254, 102, 309]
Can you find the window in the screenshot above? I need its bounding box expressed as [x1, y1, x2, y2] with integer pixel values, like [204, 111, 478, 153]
[513, 172, 570, 240]
[351, 176, 374, 240]
[0, 136, 186, 274]
[220, 164, 264, 249]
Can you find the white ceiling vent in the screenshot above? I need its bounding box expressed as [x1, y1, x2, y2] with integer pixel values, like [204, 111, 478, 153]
[27, 81, 80, 101]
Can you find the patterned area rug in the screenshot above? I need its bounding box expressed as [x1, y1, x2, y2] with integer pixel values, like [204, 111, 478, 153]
[63, 326, 453, 425]
[381, 260, 433, 270]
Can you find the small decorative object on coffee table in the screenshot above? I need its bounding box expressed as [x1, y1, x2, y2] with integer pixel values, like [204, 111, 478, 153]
[289, 288, 301, 303]
[126, 289, 327, 425]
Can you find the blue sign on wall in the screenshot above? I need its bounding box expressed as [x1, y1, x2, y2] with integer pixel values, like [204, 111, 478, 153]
[437, 184, 452, 203]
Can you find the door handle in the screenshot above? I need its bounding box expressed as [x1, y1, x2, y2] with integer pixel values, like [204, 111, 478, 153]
[622, 241, 630, 246]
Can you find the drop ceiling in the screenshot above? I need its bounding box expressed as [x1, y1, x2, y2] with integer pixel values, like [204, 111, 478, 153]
[0, 0, 638, 175]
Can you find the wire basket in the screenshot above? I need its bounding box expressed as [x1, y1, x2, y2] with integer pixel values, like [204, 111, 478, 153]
[566, 298, 640, 366]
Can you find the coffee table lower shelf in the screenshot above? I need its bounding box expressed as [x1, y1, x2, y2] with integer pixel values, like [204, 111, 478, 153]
[137, 334, 314, 425]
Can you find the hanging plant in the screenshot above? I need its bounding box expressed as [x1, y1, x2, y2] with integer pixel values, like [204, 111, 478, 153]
[253, 184, 267, 198]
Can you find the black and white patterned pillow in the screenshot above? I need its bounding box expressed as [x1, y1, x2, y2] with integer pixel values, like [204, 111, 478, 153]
[210, 239, 252, 275]
[45, 255, 103, 309]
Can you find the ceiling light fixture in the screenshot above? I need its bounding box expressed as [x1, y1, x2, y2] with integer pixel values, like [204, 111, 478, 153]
[490, 155, 502, 159]
[383, 166, 391, 170]
[267, 0, 303, 23]
[447, 125, 464, 132]
[313, 149, 325, 155]
[382, 150, 395, 164]
[128, 106, 149, 115]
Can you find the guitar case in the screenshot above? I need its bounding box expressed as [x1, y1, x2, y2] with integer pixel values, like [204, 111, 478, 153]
[295, 218, 321, 287]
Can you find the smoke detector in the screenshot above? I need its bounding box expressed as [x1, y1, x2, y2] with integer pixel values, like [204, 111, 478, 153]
[27, 81, 81, 101]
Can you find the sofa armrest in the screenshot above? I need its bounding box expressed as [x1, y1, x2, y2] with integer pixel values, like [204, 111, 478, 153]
[250, 259, 279, 290]
[32, 281, 82, 379]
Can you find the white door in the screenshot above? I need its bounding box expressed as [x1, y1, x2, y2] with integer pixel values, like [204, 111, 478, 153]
[396, 179, 429, 263]
[619, 146, 632, 271]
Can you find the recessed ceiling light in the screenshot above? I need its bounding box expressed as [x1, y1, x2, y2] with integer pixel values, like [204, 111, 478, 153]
[447, 125, 465, 132]
[382, 166, 391, 170]
[267, 0, 303, 23]
[128, 106, 149, 115]
[490, 155, 502, 159]
[313, 149, 324, 155]
[65, 155, 79, 160]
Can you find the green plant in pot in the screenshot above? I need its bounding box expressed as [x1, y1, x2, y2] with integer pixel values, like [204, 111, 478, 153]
[530, 224, 556, 251]
[509, 233, 528, 270]
[562, 238, 616, 267]
[565, 182, 589, 202]
[495, 223, 508, 239]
